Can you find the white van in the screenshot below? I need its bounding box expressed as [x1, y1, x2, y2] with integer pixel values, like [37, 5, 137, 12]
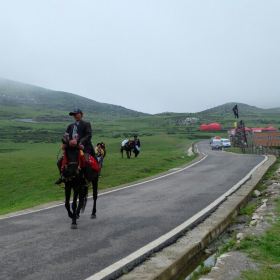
[211, 139, 223, 150]
[221, 138, 231, 148]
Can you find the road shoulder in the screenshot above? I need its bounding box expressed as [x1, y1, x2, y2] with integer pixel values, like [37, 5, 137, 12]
[199, 158, 280, 280]
[118, 155, 276, 280]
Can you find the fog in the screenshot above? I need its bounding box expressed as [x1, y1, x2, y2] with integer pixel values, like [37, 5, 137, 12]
[1, 1, 280, 113]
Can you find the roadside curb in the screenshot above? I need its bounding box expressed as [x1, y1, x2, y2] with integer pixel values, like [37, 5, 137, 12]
[117, 155, 276, 280]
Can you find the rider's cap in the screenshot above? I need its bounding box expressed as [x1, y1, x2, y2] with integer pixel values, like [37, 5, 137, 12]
[69, 108, 83, 116]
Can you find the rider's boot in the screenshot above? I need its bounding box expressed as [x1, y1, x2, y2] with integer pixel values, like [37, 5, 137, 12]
[55, 177, 64, 185]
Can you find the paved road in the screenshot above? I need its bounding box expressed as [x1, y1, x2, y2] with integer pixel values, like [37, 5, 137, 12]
[0, 142, 263, 280]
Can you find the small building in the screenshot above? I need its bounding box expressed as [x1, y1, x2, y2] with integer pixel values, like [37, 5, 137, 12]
[250, 126, 277, 133]
[229, 126, 277, 136]
[252, 131, 280, 147]
[176, 117, 199, 126]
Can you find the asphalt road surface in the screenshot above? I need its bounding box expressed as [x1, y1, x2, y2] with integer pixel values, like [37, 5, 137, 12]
[0, 142, 264, 280]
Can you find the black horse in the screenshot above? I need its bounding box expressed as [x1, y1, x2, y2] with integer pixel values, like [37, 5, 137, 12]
[120, 140, 135, 159]
[62, 147, 87, 229]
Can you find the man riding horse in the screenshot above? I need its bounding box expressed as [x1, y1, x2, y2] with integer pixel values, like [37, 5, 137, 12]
[57, 108, 99, 228]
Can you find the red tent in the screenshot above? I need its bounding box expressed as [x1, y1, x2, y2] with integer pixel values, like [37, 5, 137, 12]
[200, 124, 209, 131]
[200, 122, 222, 131]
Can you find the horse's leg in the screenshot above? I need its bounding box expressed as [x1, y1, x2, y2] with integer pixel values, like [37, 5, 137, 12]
[65, 183, 73, 219]
[121, 147, 124, 158]
[71, 187, 78, 229]
[83, 185, 88, 213]
[91, 174, 99, 219]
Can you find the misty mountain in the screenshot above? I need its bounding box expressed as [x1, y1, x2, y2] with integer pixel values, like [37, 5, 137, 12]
[1, 78, 279, 123]
[0, 78, 147, 120]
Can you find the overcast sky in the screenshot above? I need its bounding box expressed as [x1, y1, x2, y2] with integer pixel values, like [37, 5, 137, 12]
[1, 1, 280, 113]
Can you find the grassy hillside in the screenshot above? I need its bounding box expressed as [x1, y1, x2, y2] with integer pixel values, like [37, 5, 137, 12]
[157, 103, 280, 130]
[199, 102, 267, 116]
[196, 103, 280, 129]
[1, 77, 279, 128]
[0, 77, 147, 120]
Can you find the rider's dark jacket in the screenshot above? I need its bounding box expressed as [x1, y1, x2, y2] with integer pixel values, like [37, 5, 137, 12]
[65, 120, 94, 155]
[135, 139, 141, 147]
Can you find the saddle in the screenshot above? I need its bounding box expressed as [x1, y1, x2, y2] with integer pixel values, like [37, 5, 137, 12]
[60, 147, 100, 183]
[60, 149, 85, 182]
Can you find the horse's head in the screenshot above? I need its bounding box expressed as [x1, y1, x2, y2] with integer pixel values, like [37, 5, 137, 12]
[62, 148, 80, 180]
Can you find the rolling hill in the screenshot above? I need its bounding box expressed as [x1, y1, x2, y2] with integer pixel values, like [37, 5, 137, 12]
[198, 102, 280, 116]
[155, 102, 280, 129]
[0, 77, 147, 120]
[1, 77, 279, 124]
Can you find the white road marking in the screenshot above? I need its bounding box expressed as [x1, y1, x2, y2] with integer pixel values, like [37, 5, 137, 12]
[85, 155, 268, 280]
[0, 145, 207, 220]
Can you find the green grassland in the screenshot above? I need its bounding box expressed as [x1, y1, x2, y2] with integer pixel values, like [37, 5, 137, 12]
[1, 83, 280, 216]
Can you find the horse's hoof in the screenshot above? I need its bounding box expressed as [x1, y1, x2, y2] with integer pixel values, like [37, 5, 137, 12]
[71, 224, 78, 229]
[91, 214, 96, 219]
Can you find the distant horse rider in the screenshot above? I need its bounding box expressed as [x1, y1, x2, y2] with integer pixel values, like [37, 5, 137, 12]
[133, 135, 141, 157]
[233, 104, 239, 119]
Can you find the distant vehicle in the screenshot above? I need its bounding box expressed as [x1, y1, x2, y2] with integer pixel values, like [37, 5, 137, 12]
[211, 139, 223, 150]
[221, 138, 231, 148]
[210, 136, 221, 144]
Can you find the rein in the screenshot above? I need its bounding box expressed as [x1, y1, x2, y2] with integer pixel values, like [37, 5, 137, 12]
[68, 161, 79, 165]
